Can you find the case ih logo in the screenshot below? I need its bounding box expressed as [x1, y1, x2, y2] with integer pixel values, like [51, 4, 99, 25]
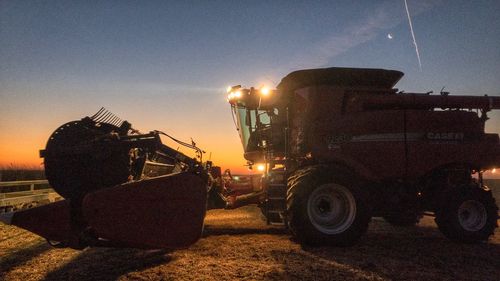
[327, 134, 353, 144]
[426, 132, 464, 141]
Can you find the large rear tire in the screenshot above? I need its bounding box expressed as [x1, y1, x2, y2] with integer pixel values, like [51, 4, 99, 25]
[286, 165, 371, 246]
[435, 186, 498, 243]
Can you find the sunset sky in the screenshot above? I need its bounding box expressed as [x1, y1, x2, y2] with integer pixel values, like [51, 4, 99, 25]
[1, 1, 500, 175]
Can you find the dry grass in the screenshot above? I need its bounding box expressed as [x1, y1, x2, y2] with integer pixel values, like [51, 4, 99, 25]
[1, 206, 499, 281]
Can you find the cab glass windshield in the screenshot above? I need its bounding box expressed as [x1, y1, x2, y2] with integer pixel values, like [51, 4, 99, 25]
[232, 105, 271, 152]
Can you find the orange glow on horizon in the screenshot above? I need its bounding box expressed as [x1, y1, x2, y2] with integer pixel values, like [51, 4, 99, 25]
[0, 132, 253, 174]
[0, 139, 46, 168]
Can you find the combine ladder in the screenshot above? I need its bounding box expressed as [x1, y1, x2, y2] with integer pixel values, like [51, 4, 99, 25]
[265, 169, 287, 226]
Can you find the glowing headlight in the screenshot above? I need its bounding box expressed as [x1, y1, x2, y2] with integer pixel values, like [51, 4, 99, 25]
[227, 90, 242, 101]
[260, 87, 270, 96]
[493, 168, 497, 174]
[257, 164, 265, 172]
[226, 86, 232, 93]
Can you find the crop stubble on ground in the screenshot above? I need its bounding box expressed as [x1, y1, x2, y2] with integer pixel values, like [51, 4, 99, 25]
[1, 206, 499, 281]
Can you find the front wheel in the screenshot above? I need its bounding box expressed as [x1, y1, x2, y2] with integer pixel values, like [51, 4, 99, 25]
[287, 166, 371, 246]
[435, 187, 498, 243]
[306, 184, 357, 235]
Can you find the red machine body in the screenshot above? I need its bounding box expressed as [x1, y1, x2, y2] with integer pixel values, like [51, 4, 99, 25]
[294, 86, 500, 181]
[9, 173, 206, 249]
[227, 67, 500, 245]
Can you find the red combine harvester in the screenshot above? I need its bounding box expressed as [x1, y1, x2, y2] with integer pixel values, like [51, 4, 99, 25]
[1, 67, 500, 248]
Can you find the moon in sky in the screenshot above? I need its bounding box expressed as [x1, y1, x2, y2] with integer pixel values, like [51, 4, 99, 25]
[387, 33, 393, 39]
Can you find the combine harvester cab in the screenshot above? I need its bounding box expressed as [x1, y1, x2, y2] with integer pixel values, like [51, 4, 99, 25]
[0, 109, 215, 249]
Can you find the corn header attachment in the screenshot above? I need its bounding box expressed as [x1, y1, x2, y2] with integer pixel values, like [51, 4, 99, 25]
[1, 108, 214, 249]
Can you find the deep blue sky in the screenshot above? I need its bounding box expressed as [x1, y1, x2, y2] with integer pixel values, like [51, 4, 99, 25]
[1, 0, 500, 171]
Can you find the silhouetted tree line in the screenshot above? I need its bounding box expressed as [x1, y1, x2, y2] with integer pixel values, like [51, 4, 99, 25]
[0, 169, 46, 182]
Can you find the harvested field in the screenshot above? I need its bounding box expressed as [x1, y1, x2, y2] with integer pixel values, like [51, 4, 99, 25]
[1, 206, 499, 281]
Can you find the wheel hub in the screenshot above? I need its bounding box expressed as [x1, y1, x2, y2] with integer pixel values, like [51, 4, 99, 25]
[307, 184, 356, 234]
[457, 200, 487, 232]
[317, 199, 331, 214]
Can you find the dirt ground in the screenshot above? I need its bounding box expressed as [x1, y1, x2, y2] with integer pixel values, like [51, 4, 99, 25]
[1, 206, 499, 281]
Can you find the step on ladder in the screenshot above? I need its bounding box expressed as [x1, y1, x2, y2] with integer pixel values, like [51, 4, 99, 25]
[265, 170, 287, 226]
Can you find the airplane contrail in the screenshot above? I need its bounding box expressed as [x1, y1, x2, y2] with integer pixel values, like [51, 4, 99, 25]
[404, 0, 422, 71]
